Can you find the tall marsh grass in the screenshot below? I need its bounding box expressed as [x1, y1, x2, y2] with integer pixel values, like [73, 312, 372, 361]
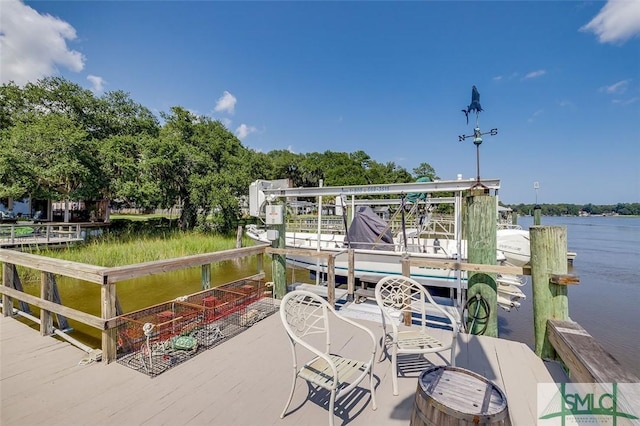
[21, 230, 251, 282]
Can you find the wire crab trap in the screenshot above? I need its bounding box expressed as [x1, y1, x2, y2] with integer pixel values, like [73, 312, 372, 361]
[116, 278, 277, 377]
[186, 278, 278, 333]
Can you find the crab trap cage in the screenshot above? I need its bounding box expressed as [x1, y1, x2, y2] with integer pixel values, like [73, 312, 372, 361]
[116, 278, 277, 377]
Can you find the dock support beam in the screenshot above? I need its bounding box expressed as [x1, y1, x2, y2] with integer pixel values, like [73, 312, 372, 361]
[465, 193, 498, 337]
[531, 226, 568, 359]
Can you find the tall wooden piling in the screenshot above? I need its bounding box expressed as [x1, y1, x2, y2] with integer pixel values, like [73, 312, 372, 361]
[271, 206, 287, 300]
[531, 226, 568, 359]
[533, 205, 542, 226]
[201, 264, 211, 289]
[465, 193, 498, 337]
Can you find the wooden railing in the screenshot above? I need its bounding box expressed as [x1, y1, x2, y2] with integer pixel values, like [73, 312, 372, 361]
[0, 223, 83, 245]
[0, 244, 269, 363]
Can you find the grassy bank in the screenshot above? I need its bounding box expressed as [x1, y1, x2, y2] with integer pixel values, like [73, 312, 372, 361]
[18, 224, 253, 283]
[33, 232, 240, 267]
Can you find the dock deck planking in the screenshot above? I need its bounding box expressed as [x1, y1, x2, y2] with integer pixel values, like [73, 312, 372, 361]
[1, 306, 566, 426]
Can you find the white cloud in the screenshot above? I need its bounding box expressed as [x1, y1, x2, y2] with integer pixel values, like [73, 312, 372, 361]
[599, 79, 630, 94]
[528, 109, 544, 123]
[235, 123, 257, 139]
[214, 91, 237, 114]
[612, 96, 639, 105]
[0, 0, 85, 85]
[581, 0, 640, 44]
[522, 70, 546, 80]
[493, 75, 503, 81]
[87, 75, 105, 93]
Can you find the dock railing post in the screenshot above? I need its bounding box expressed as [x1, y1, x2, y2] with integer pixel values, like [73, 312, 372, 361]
[2, 262, 12, 317]
[327, 255, 336, 307]
[347, 249, 355, 302]
[101, 277, 117, 364]
[257, 252, 264, 277]
[531, 226, 568, 359]
[401, 255, 412, 326]
[40, 272, 54, 336]
[465, 192, 498, 337]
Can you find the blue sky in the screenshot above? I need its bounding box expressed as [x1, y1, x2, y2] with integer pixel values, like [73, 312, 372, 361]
[2, 1, 639, 205]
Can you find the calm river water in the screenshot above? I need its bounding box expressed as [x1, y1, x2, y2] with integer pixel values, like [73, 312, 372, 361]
[498, 215, 640, 377]
[21, 216, 639, 376]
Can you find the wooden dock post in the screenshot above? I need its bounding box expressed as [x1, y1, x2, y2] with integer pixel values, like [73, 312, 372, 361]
[531, 226, 568, 359]
[2, 262, 12, 316]
[101, 278, 117, 364]
[327, 255, 336, 306]
[347, 249, 355, 302]
[465, 193, 498, 337]
[533, 205, 542, 226]
[271, 206, 287, 300]
[40, 272, 54, 336]
[201, 264, 211, 290]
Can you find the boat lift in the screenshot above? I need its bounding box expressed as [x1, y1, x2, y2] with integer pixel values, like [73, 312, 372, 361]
[249, 177, 502, 317]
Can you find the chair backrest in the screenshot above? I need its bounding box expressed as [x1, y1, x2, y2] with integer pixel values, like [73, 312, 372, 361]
[375, 276, 457, 331]
[280, 290, 332, 354]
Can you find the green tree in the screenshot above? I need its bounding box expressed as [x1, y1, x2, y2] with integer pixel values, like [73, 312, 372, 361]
[412, 162, 438, 181]
[7, 113, 101, 203]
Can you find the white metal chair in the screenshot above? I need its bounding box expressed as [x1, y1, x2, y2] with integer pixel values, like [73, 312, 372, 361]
[279, 290, 377, 426]
[374, 275, 458, 395]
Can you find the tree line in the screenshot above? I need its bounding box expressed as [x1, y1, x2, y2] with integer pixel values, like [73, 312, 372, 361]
[1, 78, 439, 232]
[505, 203, 640, 217]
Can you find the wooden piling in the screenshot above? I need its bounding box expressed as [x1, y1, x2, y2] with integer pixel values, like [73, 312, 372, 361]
[201, 264, 211, 290]
[271, 206, 287, 300]
[236, 225, 243, 248]
[533, 205, 542, 226]
[465, 194, 498, 337]
[531, 226, 568, 359]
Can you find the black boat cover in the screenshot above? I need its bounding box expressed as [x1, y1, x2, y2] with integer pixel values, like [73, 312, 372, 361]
[346, 206, 394, 250]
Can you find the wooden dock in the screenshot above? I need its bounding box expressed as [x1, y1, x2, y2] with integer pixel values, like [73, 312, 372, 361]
[0, 223, 85, 248]
[1, 308, 567, 426]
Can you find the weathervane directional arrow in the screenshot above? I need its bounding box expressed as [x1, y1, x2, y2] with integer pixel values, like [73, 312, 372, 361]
[458, 85, 498, 189]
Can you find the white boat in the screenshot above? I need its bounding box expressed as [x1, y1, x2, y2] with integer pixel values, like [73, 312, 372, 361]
[496, 228, 531, 267]
[246, 178, 532, 311]
[496, 228, 577, 267]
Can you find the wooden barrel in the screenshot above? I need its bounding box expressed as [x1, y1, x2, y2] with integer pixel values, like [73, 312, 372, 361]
[410, 366, 508, 426]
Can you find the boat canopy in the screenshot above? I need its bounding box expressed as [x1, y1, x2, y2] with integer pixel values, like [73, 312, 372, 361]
[346, 206, 394, 250]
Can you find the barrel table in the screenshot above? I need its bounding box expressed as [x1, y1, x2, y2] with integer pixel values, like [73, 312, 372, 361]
[410, 366, 509, 426]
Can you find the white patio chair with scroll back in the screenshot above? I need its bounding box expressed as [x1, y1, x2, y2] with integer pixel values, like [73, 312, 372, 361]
[375, 275, 458, 396]
[279, 290, 377, 426]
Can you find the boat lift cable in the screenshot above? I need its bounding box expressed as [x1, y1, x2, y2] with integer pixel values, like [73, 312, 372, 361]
[463, 293, 490, 335]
